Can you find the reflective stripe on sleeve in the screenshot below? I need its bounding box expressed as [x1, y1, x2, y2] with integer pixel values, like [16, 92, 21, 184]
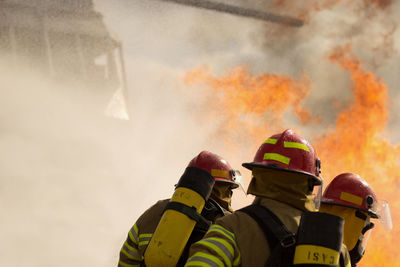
[204, 224, 241, 266]
[263, 153, 290, 165]
[207, 225, 236, 244]
[186, 252, 224, 267]
[128, 224, 139, 244]
[233, 253, 240, 266]
[121, 243, 142, 261]
[118, 260, 140, 267]
[283, 141, 310, 151]
[196, 238, 234, 267]
[138, 233, 152, 246]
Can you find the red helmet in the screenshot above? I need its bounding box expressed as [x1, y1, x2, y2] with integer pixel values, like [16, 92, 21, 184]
[321, 173, 379, 218]
[188, 151, 239, 189]
[242, 129, 321, 184]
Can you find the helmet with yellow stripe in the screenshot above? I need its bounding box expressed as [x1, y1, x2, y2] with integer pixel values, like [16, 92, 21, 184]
[242, 129, 322, 185]
[188, 151, 240, 189]
[322, 173, 381, 218]
[320, 173, 392, 265]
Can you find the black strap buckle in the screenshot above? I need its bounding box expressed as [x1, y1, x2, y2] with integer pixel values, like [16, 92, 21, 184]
[280, 234, 296, 248]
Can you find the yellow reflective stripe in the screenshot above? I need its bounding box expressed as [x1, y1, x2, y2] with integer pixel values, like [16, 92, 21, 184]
[128, 224, 139, 244]
[208, 237, 234, 256]
[187, 252, 224, 267]
[293, 244, 340, 265]
[211, 169, 229, 179]
[121, 247, 141, 261]
[345, 260, 351, 267]
[263, 153, 290, 165]
[124, 241, 139, 256]
[208, 225, 236, 244]
[340, 192, 363, 206]
[139, 233, 152, 238]
[284, 141, 310, 151]
[128, 232, 137, 245]
[197, 238, 233, 267]
[263, 138, 277, 144]
[138, 233, 152, 246]
[233, 252, 241, 266]
[139, 240, 150, 246]
[185, 261, 213, 267]
[118, 260, 140, 267]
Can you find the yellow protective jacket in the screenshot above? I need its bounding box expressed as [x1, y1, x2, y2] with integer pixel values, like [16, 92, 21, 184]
[118, 198, 229, 267]
[185, 197, 351, 267]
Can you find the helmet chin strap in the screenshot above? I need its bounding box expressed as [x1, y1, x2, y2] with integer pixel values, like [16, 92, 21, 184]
[349, 222, 375, 266]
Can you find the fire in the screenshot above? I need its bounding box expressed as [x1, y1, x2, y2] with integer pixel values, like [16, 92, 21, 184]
[316, 45, 399, 266]
[184, 65, 319, 152]
[184, 46, 399, 266]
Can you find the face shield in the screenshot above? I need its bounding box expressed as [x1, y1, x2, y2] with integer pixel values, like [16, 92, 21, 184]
[230, 170, 246, 194]
[359, 218, 373, 254]
[375, 199, 393, 231]
[312, 176, 323, 210]
[349, 200, 392, 265]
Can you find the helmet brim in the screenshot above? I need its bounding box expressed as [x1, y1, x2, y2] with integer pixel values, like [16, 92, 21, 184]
[320, 200, 379, 219]
[214, 178, 239, 189]
[242, 162, 322, 185]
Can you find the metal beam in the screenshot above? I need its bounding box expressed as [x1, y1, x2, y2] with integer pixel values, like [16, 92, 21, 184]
[156, 0, 303, 27]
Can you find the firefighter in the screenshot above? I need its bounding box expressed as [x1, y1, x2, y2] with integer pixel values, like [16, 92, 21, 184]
[118, 151, 241, 267]
[319, 173, 392, 267]
[185, 129, 351, 267]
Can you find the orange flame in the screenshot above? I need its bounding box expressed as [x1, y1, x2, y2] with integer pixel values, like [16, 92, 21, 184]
[316, 45, 399, 266]
[184, 65, 319, 152]
[184, 46, 399, 266]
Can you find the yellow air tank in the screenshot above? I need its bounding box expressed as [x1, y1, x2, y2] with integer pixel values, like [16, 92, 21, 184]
[144, 167, 215, 267]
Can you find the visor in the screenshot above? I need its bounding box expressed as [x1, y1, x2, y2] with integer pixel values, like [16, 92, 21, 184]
[375, 200, 392, 231]
[231, 170, 246, 194]
[312, 177, 323, 210]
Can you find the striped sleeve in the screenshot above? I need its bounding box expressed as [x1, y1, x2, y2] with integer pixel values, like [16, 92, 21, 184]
[185, 224, 241, 267]
[118, 223, 143, 267]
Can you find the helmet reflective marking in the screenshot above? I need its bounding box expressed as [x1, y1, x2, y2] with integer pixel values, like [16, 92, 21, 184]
[283, 141, 310, 151]
[340, 192, 363, 206]
[211, 169, 229, 179]
[263, 138, 278, 144]
[263, 153, 291, 165]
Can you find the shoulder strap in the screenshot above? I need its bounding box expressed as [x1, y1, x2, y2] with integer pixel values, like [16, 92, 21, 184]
[239, 204, 297, 267]
[238, 204, 296, 249]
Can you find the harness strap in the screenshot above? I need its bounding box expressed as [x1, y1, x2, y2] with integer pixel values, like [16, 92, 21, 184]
[238, 204, 296, 249]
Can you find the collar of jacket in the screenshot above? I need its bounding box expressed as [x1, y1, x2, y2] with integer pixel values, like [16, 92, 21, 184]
[247, 167, 317, 212]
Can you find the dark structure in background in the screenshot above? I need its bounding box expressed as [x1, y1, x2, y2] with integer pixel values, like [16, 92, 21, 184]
[156, 0, 304, 27]
[0, 0, 128, 115]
